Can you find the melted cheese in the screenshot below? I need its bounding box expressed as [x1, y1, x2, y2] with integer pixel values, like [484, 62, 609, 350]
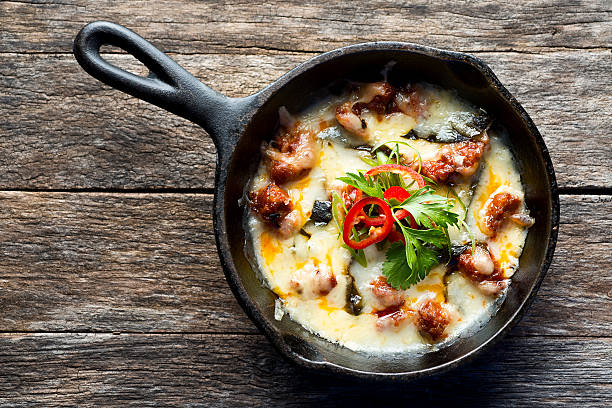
[246, 83, 530, 353]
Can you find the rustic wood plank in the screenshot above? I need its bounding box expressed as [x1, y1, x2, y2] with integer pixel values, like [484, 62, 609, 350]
[0, 193, 609, 336]
[1, 0, 610, 54]
[0, 51, 610, 189]
[0, 333, 609, 407]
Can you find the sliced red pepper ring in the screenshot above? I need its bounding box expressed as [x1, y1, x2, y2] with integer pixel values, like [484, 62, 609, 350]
[365, 164, 425, 189]
[355, 186, 418, 229]
[342, 197, 393, 250]
[383, 186, 411, 202]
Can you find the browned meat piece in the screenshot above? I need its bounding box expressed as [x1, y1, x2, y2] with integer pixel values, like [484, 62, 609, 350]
[416, 299, 450, 341]
[249, 183, 292, 222]
[479, 188, 522, 236]
[478, 279, 510, 296]
[266, 121, 316, 185]
[457, 245, 509, 296]
[351, 82, 396, 115]
[335, 82, 398, 140]
[394, 84, 430, 119]
[336, 102, 368, 139]
[421, 133, 489, 182]
[375, 305, 410, 330]
[457, 245, 497, 282]
[249, 183, 301, 238]
[370, 276, 404, 309]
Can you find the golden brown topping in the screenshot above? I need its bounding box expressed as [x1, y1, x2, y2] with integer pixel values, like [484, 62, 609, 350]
[421, 133, 489, 182]
[457, 245, 497, 282]
[480, 187, 522, 236]
[266, 122, 316, 185]
[416, 299, 450, 341]
[370, 276, 404, 309]
[394, 85, 430, 119]
[335, 82, 399, 140]
[249, 183, 300, 237]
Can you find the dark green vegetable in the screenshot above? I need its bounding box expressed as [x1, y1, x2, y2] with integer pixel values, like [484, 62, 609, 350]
[344, 278, 363, 316]
[310, 200, 332, 225]
[402, 109, 492, 143]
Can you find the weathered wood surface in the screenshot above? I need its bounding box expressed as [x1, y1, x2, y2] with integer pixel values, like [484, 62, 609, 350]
[0, 193, 610, 336]
[1, 0, 610, 54]
[0, 333, 609, 407]
[1, 50, 610, 190]
[1, 0, 611, 406]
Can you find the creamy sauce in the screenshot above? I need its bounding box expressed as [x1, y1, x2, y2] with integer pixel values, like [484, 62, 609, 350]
[246, 82, 531, 353]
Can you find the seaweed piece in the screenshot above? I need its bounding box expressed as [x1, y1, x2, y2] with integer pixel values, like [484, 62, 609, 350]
[310, 200, 332, 225]
[448, 109, 492, 139]
[405, 109, 493, 144]
[344, 277, 363, 316]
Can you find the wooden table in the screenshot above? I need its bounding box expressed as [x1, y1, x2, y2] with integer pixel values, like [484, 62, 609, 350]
[1, 1, 610, 406]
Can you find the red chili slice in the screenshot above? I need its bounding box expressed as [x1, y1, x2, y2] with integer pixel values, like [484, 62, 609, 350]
[342, 197, 393, 250]
[383, 186, 418, 228]
[383, 186, 411, 202]
[365, 164, 425, 189]
[387, 225, 406, 244]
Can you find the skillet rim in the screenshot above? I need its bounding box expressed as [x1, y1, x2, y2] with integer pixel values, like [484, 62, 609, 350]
[212, 41, 560, 380]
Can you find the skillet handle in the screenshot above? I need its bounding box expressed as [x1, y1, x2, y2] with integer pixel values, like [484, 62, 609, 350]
[73, 21, 251, 158]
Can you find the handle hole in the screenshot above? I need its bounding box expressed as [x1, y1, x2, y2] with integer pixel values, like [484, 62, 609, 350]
[100, 44, 149, 78]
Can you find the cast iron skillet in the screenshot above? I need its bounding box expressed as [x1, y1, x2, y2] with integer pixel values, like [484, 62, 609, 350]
[73, 21, 559, 380]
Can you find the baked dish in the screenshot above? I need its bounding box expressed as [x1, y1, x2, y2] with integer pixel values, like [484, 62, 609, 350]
[245, 79, 534, 353]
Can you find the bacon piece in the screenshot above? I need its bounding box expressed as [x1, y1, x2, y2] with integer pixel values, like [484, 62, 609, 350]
[479, 186, 522, 236]
[457, 245, 509, 296]
[457, 245, 497, 282]
[375, 305, 410, 330]
[335, 82, 397, 140]
[266, 121, 316, 185]
[249, 183, 300, 237]
[394, 85, 430, 119]
[290, 261, 337, 298]
[416, 299, 450, 341]
[351, 82, 396, 115]
[421, 133, 489, 182]
[370, 276, 404, 310]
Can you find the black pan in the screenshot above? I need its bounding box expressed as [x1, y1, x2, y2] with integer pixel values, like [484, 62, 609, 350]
[73, 21, 559, 380]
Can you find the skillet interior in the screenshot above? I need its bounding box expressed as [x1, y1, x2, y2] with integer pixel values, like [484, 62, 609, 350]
[222, 47, 557, 377]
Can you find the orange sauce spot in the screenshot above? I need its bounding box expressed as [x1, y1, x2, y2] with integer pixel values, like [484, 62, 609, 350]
[318, 298, 340, 314]
[260, 232, 281, 265]
[476, 167, 502, 233]
[415, 283, 445, 303]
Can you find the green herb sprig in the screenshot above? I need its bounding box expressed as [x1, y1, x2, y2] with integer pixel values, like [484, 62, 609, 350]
[337, 143, 466, 289]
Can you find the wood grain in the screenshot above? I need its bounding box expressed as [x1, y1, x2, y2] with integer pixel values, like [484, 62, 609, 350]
[0, 192, 609, 336]
[1, 1, 611, 406]
[0, 333, 609, 407]
[0, 51, 610, 189]
[1, 0, 610, 54]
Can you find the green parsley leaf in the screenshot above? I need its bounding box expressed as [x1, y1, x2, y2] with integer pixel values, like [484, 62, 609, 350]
[337, 171, 384, 199]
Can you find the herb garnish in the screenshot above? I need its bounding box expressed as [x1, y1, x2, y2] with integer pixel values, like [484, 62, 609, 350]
[337, 142, 466, 289]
